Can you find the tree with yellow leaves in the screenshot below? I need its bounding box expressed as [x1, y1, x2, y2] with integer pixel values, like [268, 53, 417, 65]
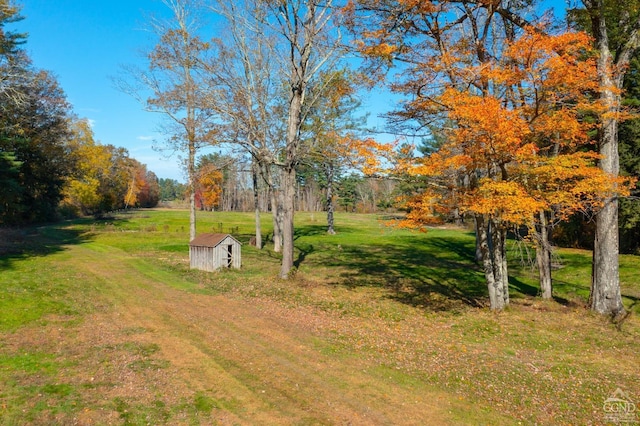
[63, 119, 112, 215]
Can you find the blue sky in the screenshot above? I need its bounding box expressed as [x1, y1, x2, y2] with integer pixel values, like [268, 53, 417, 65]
[18, 0, 185, 180]
[16, 0, 566, 182]
[18, 0, 398, 182]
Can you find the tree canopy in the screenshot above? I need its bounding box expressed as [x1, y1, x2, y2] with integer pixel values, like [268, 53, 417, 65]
[1, 1, 159, 225]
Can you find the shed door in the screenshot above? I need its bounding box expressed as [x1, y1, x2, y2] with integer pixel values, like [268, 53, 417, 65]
[226, 244, 233, 268]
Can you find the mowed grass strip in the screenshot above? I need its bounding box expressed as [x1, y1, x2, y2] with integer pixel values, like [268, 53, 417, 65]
[0, 209, 638, 425]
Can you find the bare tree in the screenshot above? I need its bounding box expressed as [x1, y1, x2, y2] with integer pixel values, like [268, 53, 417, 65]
[205, 0, 344, 275]
[118, 0, 218, 242]
[257, 0, 344, 278]
[203, 0, 287, 251]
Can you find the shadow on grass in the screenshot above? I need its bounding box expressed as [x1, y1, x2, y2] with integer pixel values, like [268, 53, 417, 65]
[508, 276, 539, 298]
[305, 233, 490, 311]
[293, 227, 597, 312]
[0, 219, 98, 271]
[294, 244, 314, 269]
[624, 294, 640, 313]
[294, 224, 327, 238]
[293, 224, 359, 239]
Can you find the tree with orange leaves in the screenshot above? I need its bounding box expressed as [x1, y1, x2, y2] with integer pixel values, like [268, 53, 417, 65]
[195, 162, 224, 211]
[124, 163, 160, 209]
[348, 1, 633, 310]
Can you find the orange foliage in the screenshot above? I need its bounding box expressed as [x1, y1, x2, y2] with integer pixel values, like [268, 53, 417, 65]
[467, 180, 545, 225]
[318, 130, 394, 176]
[341, 135, 394, 175]
[348, 3, 633, 230]
[124, 166, 149, 208]
[522, 152, 635, 220]
[196, 163, 223, 210]
[397, 0, 437, 14]
[439, 88, 533, 166]
[358, 42, 399, 61]
[396, 27, 631, 230]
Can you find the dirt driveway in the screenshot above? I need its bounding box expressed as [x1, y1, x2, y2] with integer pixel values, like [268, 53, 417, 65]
[3, 243, 485, 425]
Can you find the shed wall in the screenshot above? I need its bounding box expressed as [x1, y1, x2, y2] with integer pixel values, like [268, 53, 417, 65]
[213, 236, 241, 269]
[190, 246, 216, 272]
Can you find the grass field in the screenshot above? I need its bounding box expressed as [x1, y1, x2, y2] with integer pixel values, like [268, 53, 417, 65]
[1, 208, 639, 425]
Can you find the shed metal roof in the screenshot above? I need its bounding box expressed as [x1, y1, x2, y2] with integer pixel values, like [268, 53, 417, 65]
[189, 233, 241, 247]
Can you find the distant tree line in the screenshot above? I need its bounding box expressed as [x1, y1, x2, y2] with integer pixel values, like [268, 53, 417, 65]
[159, 153, 398, 215]
[60, 119, 160, 217]
[0, 2, 159, 225]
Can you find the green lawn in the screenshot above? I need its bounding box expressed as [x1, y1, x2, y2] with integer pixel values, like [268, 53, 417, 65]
[0, 209, 638, 425]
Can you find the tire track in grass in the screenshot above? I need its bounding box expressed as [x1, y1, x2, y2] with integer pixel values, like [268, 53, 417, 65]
[71, 242, 504, 425]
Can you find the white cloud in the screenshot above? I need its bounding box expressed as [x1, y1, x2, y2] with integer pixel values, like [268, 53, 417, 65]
[87, 119, 96, 128]
[137, 135, 154, 141]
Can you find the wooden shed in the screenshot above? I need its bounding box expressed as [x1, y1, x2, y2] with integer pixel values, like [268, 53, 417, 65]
[189, 233, 242, 271]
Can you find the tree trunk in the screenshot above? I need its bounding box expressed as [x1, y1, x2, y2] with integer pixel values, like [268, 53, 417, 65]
[500, 226, 509, 306]
[589, 7, 625, 316]
[325, 164, 336, 235]
[280, 167, 296, 278]
[279, 66, 305, 277]
[326, 193, 336, 234]
[491, 221, 509, 308]
[536, 210, 553, 299]
[252, 163, 262, 249]
[591, 198, 624, 314]
[591, 96, 623, 313]
[271, 188, 283, 253]
[474, 218, 482, 263]
[188, 137, 197, 243]
[453, 208, 463, 226]
[476, 215, 507, 310]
